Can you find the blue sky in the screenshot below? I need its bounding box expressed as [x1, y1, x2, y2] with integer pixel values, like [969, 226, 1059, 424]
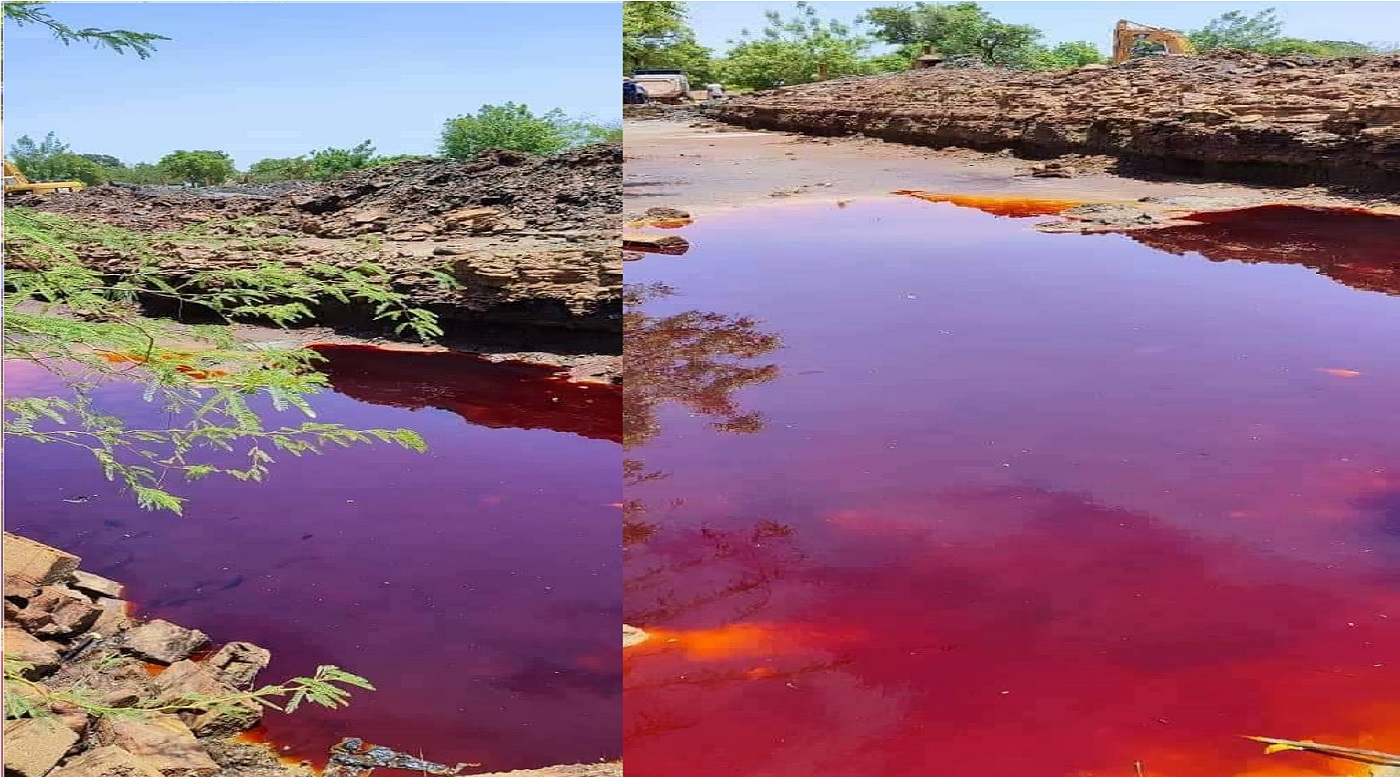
[688, 2, 1400, 53]
[4, 3, 620, 168]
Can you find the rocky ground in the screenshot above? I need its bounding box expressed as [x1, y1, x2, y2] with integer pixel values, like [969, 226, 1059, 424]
[12, 147, 623, 370]
[706, 51, 1400, 191]
[2, 533, 622, 777]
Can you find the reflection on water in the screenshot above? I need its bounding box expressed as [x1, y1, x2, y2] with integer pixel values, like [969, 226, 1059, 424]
[622, 199, 1400, 777]
[622, 278, 783, 548]
[1120, 205, 1400, 298]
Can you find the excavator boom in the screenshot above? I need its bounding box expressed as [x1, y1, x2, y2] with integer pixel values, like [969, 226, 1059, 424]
[4, 160, 84, 196]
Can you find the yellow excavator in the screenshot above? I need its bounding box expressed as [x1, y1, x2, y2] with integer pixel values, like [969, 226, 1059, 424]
[4, 160, 85, 196]
[1112, 20, 1197, 64]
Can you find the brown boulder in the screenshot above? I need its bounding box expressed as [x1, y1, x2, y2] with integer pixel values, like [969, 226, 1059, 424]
[204, 642, 271, 689]
[3, 717, 80, 777]
[93, 714, 219, 777]
[120, 620, 209, 665]
[48, 746, 164, 777]
[90, 599, 133, 637]
[68, 570, 124, 599]
[147, 660, 261, 736]
[4, 627, 62, 678]
[3, 533, 81, 587]
[14, 586, 102, 638]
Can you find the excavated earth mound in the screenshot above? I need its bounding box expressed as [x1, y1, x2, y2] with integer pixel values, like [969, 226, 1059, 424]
[710, 51, 1400, 190]
[18, 146, 623, 338]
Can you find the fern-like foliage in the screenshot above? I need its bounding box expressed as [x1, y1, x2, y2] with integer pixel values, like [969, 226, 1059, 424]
[4, 208, 440, 513]
[3, 653, 375, 721]
[3, 2, 170, 59]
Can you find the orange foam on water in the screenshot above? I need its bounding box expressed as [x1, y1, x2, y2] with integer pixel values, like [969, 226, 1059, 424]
[894, 190, 1083, 217]
[627, 218, 694, 229]
[96, 350, 228, 381]
[639, 623, 789, 661]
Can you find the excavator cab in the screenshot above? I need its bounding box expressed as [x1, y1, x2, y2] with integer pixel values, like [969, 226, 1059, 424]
[3, 160, 84, 196]
[1112, 20, 1197, 65]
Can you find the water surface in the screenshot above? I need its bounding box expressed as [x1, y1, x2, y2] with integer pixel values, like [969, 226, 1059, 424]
[623, 200, 1400, 777]
[5, 346, 621, 770]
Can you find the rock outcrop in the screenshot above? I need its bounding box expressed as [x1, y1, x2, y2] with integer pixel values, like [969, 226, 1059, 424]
[15, 146, 623, 336]
[711, 51, 1400, 189]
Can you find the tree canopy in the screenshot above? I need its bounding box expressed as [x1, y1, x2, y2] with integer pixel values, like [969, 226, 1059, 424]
[439, 103, 609, 159]
[865, 2, 1042, 66]
[623, 1, 716, 82]
[157, 150, 237, 186]
[9, 133, 109, 185]
[722, 2, 873, 89]
[1188, 7, 1389, 57]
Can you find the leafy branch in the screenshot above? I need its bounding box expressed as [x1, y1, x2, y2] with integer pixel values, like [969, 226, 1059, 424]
[3, 1, 169, 59]
[4, 208, 442, 513]
[5, 654, 374, 721]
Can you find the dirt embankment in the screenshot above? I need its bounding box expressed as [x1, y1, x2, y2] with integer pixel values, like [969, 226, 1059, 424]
[709, 51, 1400, 190]
[18, 147, 623, 345]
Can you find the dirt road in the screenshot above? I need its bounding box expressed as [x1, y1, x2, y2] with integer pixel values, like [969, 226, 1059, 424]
[624, 119, 1393, 217]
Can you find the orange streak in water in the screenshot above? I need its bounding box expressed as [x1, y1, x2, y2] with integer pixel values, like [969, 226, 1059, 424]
[627, 218, 694, 229]
[1319, 368, 1364, 379]
[639, 624, 788, 661]
[894, 191, 1083, 217]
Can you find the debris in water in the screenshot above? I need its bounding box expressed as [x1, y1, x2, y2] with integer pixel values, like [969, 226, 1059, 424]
[1319, 368, 1364, 378]
[324, 738, 477, 777]
[1247, 736, 1400, 767]
[623, 231, 690, 255]
[893, 191, 1083, 217]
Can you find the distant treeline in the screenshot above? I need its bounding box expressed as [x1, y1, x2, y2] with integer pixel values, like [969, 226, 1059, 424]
[9, 104, 622, 187]
[624, 1, 1397, 90]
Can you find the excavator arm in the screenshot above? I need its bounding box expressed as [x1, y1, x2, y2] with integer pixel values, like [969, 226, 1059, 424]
[4, 159, 84, 196]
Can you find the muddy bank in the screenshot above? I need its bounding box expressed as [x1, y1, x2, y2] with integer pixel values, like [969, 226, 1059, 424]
[14, 146, 623, 344]
[708, 51, 1400, 191]
[623, 120, 1395, 220]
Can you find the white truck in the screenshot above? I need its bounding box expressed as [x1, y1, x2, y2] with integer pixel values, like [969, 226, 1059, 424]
[632, 70, 692, 104]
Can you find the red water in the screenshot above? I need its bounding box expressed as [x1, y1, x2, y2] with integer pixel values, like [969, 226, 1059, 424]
[4, 346, 620, 771]
[623, 200, 1400, 777]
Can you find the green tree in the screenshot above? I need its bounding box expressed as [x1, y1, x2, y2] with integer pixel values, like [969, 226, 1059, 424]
[721, 2, 873, 90]
[1186, 8, 1385, 58]
[1188, 8, 1284, 51]
[107, 162, 176, 185]
[79, 153, 124, 169]
[245, 156, 314, 183]
[865, 2, 1041, 66]
[623, 1, 716, 82]
[439, 103, 597, 159]
[2, 1, 168, 58]
[1023, 40, 1105, 69]
[9, 133, 108, 185]
[157, 150, 236, 186]
[307, 140, 377, 179]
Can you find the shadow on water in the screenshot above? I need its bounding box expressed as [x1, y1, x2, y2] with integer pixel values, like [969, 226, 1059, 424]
[622, 199, 1400, 777]
[309, 344, 622, 443]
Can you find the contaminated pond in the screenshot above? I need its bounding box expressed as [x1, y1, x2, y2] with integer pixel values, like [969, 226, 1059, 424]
[4, 346, 621, 771]
[623, 199, 1400, 777]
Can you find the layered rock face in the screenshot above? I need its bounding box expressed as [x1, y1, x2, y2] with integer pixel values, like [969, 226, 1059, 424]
[711, 51, 1400, 189]
[18, 147, 623, 336]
